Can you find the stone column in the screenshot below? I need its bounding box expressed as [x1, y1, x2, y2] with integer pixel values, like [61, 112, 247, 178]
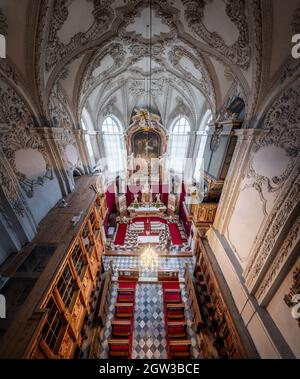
[74, 129, 91, 175]
[37, 127, 71, 196]
[213, 128, 266, 234]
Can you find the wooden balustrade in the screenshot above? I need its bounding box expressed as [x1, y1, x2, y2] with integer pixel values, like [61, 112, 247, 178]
[194, 237, 248, 359]
[184, 265, 204, 332]
[98, 260, 113, 327]
[0, 177, 108, 359]
[118, 269, 139, 282]
[158, 270, 179, 282]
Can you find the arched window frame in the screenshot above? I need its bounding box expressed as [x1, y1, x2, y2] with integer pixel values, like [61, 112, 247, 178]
[194, 110, 212, 181]
[168, 116, 191, 173]
[81, 117, 96, 167]
[101, 115, 125, 174]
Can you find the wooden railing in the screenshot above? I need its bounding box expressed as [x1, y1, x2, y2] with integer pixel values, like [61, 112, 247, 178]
[184, 264, 204, 332]
[98, 260, 113, 327]
[118, 268, 139, 281]
[158, 270, 179, 282]
[194, 238, 248, 358]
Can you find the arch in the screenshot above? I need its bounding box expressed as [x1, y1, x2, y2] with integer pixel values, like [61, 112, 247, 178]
[73, 167, 83, 177]
[194, 110, 213, 182]
[102, 115, 122, 133]
[199, 109, 213, 132]
[101, 115, 125, 174]
[168, 116, 191, 173]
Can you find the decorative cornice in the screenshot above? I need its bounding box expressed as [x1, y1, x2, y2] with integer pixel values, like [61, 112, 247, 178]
[256, 215, 300, 304]
[244, 169, 300, 291]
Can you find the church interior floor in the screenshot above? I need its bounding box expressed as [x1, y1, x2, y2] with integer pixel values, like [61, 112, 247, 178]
[106, 218, 191, 255]
[99, 283, 201, 359]
[99, 255, 201, 359]
[103, 256, 195, 280]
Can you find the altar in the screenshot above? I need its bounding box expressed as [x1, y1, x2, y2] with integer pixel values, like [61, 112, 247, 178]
[127, 203, 167, 217]
[137, 235, 160, 244]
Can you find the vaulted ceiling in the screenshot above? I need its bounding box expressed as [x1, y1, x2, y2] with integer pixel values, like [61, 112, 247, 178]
[1, 0, 299, 131]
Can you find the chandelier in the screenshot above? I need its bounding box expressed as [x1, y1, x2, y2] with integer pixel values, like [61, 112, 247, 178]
[140, 245, 159, 272]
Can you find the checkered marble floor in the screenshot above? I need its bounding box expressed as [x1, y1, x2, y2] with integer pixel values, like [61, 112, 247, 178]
[98, 281, 201, 359]
[103, 256, 195, 279]
[107, 219, 190, 253]
[132, 284, 167, 359]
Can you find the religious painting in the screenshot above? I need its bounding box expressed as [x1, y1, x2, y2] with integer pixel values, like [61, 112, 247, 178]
[132, 131, 161, 160]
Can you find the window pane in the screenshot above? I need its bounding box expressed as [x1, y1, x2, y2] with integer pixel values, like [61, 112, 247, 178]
[194, 112, 212, 180]
[102, 116, 124, 173]
[169, 117, 190, 172]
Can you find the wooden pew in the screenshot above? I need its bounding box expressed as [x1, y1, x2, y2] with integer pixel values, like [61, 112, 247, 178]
[118, 269, 139, 282]
[114, 302, 134, 318]
[166, 303, 185, 320]
[117, 288, 135, 303]
[111, 320, 132, 337]
[164, 288, 182, 303]
[108, 339, 130, 358]
[158, 270, 179, 282]
[169, 340, 191, 358]
[167, 321, 187, 339]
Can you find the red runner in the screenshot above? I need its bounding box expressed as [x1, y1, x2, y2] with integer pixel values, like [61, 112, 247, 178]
[114, 224, 127, 245]
[169, 223, 183, 245]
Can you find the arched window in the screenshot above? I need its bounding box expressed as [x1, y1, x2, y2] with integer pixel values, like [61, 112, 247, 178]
[81, 118, 96, 167]
[194, 110, 212, 181]
[169, 117, 191, 172]
[102, 116, 124, 174]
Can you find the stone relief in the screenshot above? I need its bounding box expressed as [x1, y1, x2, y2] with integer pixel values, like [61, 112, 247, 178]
[118, 0, 179, 45]
[242, 84, 300, 289]
[81, 42, 127, 96]
[244, 171, 300, 290]
[45, 0, 114, 71]
[283, 266, 300, 328]
[168, 45, 214, 100]
[0, 123, 54, 198]
[0, 155, 27, 218]
[49, 82, 75, 128]
[246, 85, 300, 196]
[210, 123, 223, 152]
[256, 216, 300, 303]
[0, 81, 36, 129]
[182, 0, 251, 69]
[102, 97, 117, 118]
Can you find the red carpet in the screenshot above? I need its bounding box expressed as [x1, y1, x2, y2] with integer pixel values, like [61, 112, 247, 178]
[111, 281, 137, 359]
[118, 281, 137, 290]
[114, 224, 127, 245]
[162, 281, 180, 359]
[169, 223, 183, 245]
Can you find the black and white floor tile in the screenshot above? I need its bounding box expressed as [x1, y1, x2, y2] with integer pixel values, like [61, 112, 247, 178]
[102, 256, 195, 279]
[132, 284, 167, 359]
[107, 219, 190, 253]
[98, 281, 201, 359]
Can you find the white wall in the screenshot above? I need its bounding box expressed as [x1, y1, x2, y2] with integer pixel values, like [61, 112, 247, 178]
[267, 257, 300, 358]
[14, 148, 62, 225]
